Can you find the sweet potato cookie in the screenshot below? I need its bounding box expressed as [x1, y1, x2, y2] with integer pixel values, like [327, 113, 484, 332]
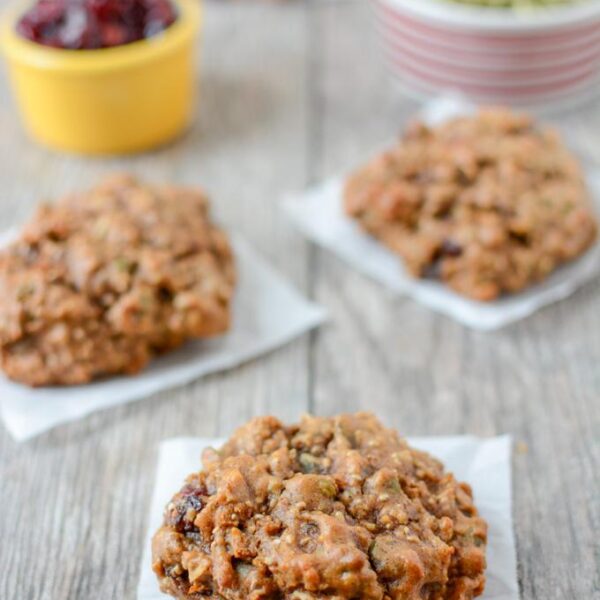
[344, 109, 598, 301]
[152, 413, 487, 599]
[0, 175, 235, 386]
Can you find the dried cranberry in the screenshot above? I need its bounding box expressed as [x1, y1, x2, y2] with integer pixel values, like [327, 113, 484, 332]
[99, 23, 129, 47]
[166, 486, 205, 534]
[17, 0, 177, 50]
[441, 239, 463, 257]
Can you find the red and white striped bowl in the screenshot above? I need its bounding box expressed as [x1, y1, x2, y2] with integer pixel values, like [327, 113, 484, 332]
[373, 0, 600, 107]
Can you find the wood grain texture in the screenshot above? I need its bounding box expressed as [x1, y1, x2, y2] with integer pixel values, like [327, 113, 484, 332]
[0, 1, 599, 598]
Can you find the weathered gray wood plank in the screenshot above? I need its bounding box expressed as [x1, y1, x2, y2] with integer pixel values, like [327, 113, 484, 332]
[310, 2, 600, 600]
[0, 3, 314, 598]
[0, 1, 598, 599]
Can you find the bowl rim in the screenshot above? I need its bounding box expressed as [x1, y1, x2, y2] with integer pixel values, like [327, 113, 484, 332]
[375, 4, 600, 52]
[0, 0, 201, 73]
[380, 0, 600, 32]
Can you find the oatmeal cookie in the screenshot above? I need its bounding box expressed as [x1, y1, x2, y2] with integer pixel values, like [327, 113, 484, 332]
[152, 413, 487, 599]
[0, 174, 235, 386]
[344, 109, 598, 301]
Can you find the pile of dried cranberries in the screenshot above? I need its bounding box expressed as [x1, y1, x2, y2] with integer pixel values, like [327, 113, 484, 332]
[17, 0, 177, 50]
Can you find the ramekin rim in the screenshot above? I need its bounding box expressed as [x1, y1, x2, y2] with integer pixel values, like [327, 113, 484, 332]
[0, 0, 201, 72]
[379, 0, 600, 32]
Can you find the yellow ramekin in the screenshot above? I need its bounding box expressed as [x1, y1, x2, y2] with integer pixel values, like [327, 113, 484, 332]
[0, 0, 201, 155]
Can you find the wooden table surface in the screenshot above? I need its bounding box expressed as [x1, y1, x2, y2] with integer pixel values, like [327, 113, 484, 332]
[1, 1, 599, 598]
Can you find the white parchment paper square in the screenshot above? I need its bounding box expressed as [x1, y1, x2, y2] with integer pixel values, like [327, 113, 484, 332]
[138, 435, 517, 600]
[283, 96, 600, 330]
[0, 238, 326, 441]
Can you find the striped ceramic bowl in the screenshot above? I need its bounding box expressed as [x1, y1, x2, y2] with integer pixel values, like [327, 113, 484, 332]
[373, 0, 600, 107]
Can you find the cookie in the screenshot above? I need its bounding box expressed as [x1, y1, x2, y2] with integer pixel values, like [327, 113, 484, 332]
[152, 413, 487, 599]
[344, 109, 598, 301]
[0, 174, 235, 386]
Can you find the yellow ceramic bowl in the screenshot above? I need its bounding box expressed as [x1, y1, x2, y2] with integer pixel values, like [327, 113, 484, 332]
[0, 0, 201, 155]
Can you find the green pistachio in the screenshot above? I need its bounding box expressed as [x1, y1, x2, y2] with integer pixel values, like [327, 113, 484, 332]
[318, 478, 337, 498]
